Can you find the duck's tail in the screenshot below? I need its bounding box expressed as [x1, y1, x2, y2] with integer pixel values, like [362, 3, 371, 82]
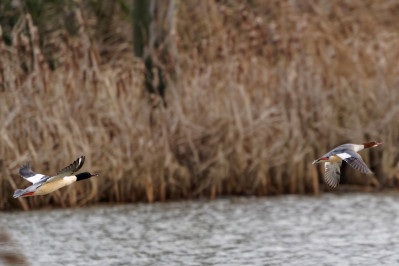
[13, 189, 25, 198]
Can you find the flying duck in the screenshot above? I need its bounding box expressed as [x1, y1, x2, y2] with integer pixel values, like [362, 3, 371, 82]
[312, 142, 383, 188]
[13, 156, 98, 198]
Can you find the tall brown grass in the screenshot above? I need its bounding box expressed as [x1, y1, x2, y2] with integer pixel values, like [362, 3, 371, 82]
[1, 0, 399, 210]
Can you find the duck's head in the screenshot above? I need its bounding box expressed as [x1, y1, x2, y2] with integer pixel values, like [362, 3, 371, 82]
[76, 172, 99, 181]
[363, 141, 383, 149]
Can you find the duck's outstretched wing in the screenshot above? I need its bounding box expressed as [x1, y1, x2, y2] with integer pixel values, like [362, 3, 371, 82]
[342, 151, 373, 174]
[45, 156, 85, 183]
[56, 156, 85, 176]
[19, 163, 47, 184]
[324, 162, 342, 188]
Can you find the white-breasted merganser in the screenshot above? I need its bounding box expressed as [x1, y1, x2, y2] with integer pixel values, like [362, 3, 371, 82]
[312, 142, 383, 188]
[13, 156, 98, 198]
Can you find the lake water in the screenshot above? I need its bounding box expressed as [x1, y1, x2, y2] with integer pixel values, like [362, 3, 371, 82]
[2, 193, 399, 265]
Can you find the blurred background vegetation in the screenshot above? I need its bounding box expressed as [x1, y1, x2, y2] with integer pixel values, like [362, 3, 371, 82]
[1, 0, 399, 210]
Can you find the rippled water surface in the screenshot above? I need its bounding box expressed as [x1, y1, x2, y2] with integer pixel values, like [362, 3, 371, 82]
[2, 193, 399, 265]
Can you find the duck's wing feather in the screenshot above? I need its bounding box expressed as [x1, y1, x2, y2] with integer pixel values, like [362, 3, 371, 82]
[19, 163, 48, 184]
[324, 162, 341, 188]
[337, 151, 373, 174]
[45, 156, 85, 183]
[56, 156, 85, 176]
[343, 156, 373, 174]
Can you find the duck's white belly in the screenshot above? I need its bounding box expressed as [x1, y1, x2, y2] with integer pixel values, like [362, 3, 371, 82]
[327, 155, 343, 162]
[35, 176, 77, 195]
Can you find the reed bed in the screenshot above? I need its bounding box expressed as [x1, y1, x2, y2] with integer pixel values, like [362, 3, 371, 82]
[1, 0, 399, 210]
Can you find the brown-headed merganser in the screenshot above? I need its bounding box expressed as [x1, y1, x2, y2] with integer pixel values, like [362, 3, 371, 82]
[312, 142, 383, 188]
[13, 156, 98, 198]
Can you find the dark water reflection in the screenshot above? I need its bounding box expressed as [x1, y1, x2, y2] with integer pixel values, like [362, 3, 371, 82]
[2, 193, 399, 265]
